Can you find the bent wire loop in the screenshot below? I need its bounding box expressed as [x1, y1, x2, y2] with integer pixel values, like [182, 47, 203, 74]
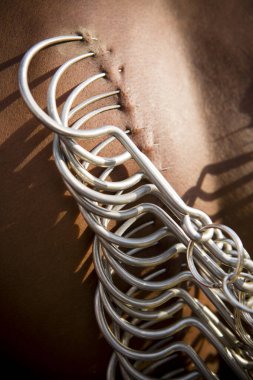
[19, 35, 253, 380]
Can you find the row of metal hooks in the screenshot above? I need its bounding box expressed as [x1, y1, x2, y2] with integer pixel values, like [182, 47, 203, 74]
[19, 35, 253, 379]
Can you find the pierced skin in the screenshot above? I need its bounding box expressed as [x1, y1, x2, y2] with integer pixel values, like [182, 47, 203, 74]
[1, 1, 253, 379]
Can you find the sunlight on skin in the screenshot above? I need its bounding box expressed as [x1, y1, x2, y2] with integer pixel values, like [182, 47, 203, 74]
[1, 1, 253, 378]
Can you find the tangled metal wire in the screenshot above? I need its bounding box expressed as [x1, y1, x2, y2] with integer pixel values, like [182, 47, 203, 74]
[19, 35, 253, 380]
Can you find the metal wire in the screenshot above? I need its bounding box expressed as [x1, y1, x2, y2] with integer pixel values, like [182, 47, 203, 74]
[19, 35, 253, 380]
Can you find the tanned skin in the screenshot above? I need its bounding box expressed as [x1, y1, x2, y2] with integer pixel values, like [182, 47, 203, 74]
[1, 1, 252, 378]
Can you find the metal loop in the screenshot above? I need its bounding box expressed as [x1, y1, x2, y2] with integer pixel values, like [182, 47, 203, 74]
[182, 214, 214, 242]
[187, 239, 220, 288]
[201, 224, 245, 284]
[223, 274, 253, 315]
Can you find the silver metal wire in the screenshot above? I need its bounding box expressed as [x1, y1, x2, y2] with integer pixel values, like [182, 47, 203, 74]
[19, 35, 253, 379]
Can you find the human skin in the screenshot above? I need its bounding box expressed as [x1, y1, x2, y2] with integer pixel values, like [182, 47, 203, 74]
[1, 1, 253, 379]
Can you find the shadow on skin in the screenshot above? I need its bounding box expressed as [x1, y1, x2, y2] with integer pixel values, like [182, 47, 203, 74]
[0, 53, 111, 380]
[2, 15, 253, 377]
[168, 0, 253, 257]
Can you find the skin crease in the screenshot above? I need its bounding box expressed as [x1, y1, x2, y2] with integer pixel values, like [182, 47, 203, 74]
[0, 0, 253, 379]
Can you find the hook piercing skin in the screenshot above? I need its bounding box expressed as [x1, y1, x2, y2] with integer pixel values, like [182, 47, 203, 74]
[19, 35, 253, 380]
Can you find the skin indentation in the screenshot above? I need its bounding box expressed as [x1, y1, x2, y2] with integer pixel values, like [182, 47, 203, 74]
[71, 30, 156, 162]
[75, 29, 98, 44]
